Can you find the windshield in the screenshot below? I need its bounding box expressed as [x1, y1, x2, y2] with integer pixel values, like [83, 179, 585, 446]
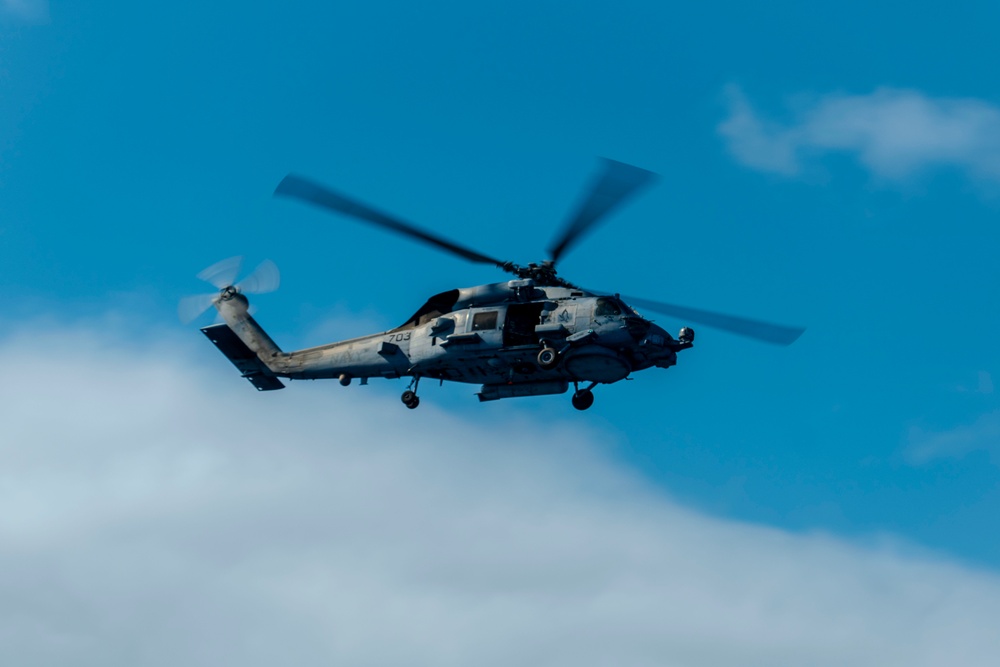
[594, 297, 623, 318]
[617, 298, 642, 317]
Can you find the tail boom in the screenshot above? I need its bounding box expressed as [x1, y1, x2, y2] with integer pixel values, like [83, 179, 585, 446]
[209, 292, 415, 388]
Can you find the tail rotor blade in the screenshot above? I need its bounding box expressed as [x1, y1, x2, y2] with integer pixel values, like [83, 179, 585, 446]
[548, 158, 657, 264]
[620, 294, 805, 346]
[196, 256, 243, 289]
[178, 293, 218, 324]
[182, 256, 280, 325]
[237, 259, 280, 295]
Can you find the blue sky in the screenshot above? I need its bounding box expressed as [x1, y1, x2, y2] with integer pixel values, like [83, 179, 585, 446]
[3, 1, 1000, 662]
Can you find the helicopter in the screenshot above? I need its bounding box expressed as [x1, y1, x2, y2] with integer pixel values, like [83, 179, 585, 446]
[181, 158, 804, 410]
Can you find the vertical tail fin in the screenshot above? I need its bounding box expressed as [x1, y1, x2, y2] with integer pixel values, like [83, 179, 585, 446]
[201, 324, 285, 391]
[205, 293, 289, 389]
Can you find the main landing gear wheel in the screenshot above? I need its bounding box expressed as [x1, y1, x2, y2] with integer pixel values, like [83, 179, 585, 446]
[537, 346, 559, 370]
[571, 389, 594, 411]
[401, 390, 420, 409]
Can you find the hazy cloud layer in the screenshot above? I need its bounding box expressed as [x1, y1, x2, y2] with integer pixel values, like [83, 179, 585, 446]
[719, 86, 1000, 183]
[908, 409, 1000, 465]
[1, 0, 48, 23]
[2, 325, 1000, 666]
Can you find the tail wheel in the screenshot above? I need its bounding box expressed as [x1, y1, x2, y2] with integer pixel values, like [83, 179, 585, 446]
[537, 346, 559, 370]
[571, 389, 594, 411]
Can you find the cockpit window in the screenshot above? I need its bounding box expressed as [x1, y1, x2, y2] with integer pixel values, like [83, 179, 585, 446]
[619, 299, 641, 317]
[594, 298, 622, 318]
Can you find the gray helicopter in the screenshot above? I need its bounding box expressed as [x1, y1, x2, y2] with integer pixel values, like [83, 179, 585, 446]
[181, 159, 804, 410]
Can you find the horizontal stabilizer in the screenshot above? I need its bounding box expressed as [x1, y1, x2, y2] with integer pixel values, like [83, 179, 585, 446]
[200, 324, 285, 391]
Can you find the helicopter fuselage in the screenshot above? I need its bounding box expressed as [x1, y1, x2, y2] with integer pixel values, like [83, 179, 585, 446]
[191, 158, 800, 410]
[205, 279, 691, 405]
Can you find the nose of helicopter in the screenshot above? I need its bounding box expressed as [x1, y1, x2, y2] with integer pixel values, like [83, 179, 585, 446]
[644, 321, 686, 348]
[623, 314, 652, 340]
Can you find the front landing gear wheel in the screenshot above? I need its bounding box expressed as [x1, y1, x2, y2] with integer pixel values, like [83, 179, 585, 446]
[571, 389, 594, 411]
[537, 346, 559, 370]
[401, 390, 420, 409]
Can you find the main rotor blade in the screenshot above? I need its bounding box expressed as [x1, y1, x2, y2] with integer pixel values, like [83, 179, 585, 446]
[620, 294, 805, 346]
[548, 158, 657, 265]
[275, 174, 507, 267]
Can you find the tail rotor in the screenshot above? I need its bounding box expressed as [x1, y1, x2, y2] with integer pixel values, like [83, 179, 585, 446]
[178, 256, 281, 324]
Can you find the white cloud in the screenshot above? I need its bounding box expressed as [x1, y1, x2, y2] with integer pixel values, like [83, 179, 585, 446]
[2, 322, 1000, 666]
[1, 0, 48, 23]
[907, 409, 1000, 465]
[719, 86, 1000, 183]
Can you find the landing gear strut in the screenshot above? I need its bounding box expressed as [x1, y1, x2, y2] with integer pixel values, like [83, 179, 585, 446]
[571, 381, 597, 411]
[401, 376, 421, 409]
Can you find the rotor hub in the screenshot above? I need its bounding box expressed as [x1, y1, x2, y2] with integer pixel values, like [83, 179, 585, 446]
[502, 261, 577, 288]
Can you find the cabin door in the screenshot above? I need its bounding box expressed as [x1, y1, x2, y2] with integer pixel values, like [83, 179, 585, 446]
[503, 303, 544, 347]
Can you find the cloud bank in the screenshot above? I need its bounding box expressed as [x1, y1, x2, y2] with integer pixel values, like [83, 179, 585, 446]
[719, 86, 1000, 184]
[2, 323, 1000, 666]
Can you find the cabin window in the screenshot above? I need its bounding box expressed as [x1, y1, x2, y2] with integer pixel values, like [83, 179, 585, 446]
[472, 311, 498, 331]
[594, 298, 622, 317]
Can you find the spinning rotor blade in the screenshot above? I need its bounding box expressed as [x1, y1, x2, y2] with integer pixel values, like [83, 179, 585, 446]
[180, 257, 280, 324]
[621, 295, 805, 346]
[236, 259, 280, 295]
[275, 174, 508, 267]
[196, 256, 243, 290]
[178, 293, 218, 324]
[548, 158, 657, 265]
